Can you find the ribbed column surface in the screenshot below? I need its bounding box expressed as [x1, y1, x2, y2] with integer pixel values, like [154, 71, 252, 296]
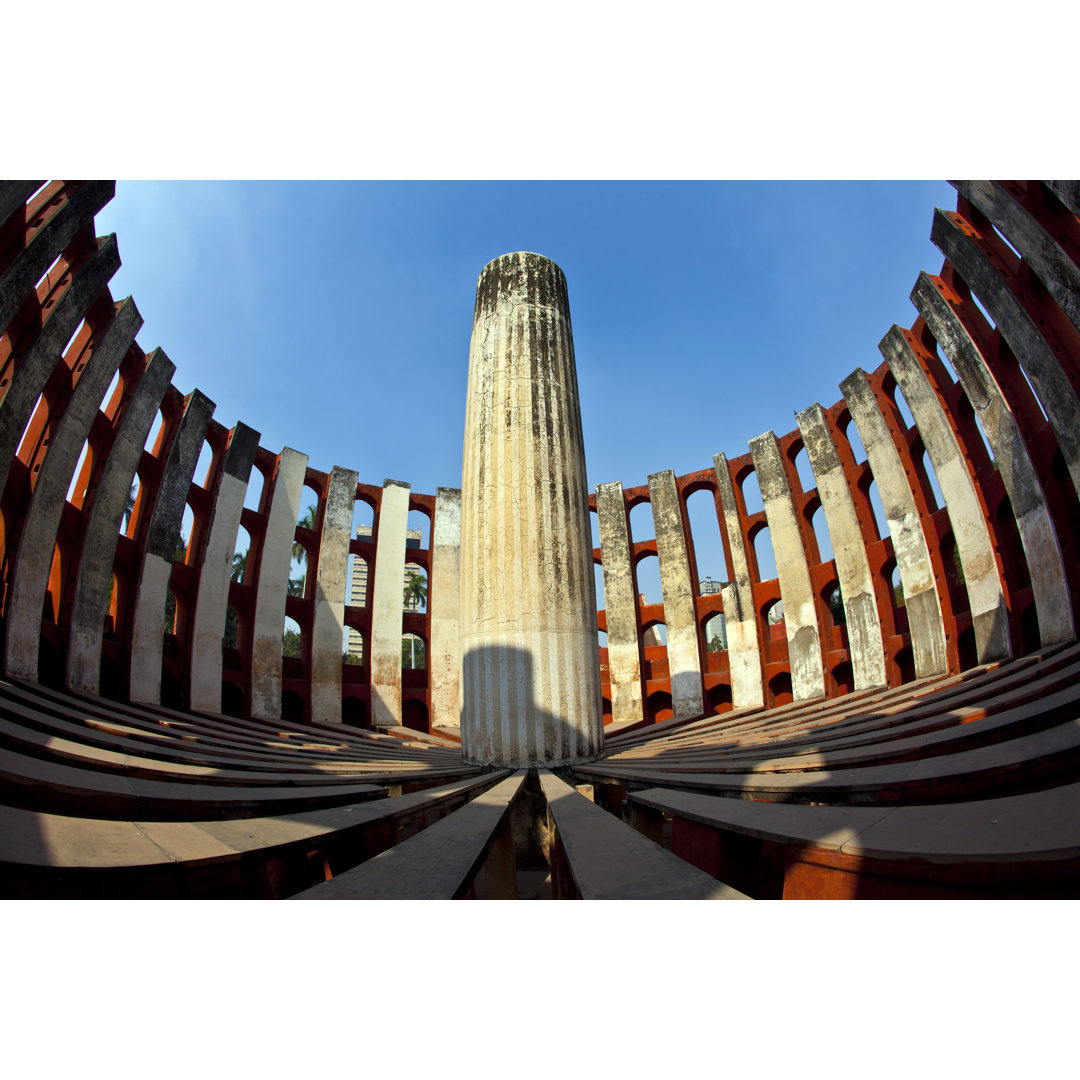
[460, 252, 603, 767]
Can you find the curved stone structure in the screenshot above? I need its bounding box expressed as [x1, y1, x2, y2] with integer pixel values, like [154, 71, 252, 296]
[459, 252, 603, 766]
[2, 180, 1080, 899]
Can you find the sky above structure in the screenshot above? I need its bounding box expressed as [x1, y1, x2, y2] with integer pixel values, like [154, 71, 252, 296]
[95, 180, 956, 594]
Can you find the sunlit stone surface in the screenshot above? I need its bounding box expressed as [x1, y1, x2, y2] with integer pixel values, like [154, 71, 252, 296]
[459, 252, 603, 767]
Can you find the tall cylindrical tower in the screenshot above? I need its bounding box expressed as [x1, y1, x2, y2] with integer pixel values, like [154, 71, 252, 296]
[459, 252, 603, 767]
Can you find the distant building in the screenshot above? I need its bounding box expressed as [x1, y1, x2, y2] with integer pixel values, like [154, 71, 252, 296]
[346, 526, 423, 661]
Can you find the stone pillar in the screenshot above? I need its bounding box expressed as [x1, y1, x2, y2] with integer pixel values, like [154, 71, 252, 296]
[310, 466, 358, 725]
[713, 453, 764, 709]
[66, 348, 175, 694]
[369, 478, 410, 728]
[648, 469, 705, 719]
[249, 447, 308, 719]
[128, 389, 215, 704]
[796, 403, 888, 690]
[460, 252, 603, 767]
[748, 432, 826, 702]
[188, 422, 260, 713]
[596, 481, 644, 725]
[5, 297, 141, 680]
[429, 487, 462, 729]
[880, 324, 1012, 663]
[841, 368, 948, 678]
[912, 271, 1074, 646]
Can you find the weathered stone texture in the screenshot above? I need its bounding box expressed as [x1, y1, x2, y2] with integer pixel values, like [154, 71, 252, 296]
[4, 298, 142, 680]
[796, 403, 887, 689]
[128, 390, 216, 703]
[188, 423, 260, 713]
[841, 368, 948, 678]
[748, 432, 826, 702]
[370, 479, 411, 728]
[250, 447, 308, 719]
[880, 325, 1011, 664]
[912, 272, 1074, 646]
[596, 482, 644, 725]
[713, 453, 763, 709]
[429, 487, 462, 729]
[647, 469, 704, 719]
[460, 252, 603, 766]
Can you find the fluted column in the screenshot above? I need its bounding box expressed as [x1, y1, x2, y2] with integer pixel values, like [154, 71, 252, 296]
[460, 252, 603, 767]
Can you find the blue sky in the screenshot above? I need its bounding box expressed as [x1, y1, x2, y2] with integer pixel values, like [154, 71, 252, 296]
[95, 180, 956, 596]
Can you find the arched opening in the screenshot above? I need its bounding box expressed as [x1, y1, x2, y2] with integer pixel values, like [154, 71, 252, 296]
[892, 381, 916, 430]
[344, 625, 365, 665]
[703, 611, 727, 652]
[894, 645, 916, 684]
[752, 524, 777, 580]
[407, 507, 431, 550]
[178, 504, 194, 562]
[968, 288, 997, 330]
[593, 562, 605, 615]
[707, 682, 733, 714]
[601, 697, 613, 725]
[1019, 602, 1041, 654]
[164, 587, 180, 636]
[402, 633, 426, 669]
[589, 506, 600, 555]
[232, 526, 251, 584]
[222, 605, 241, 657]
[403, 564, 428, 614]
[193, 439, 214, 489]
[863, 476, 888, 541]
[292, 487, 319, 599]
[37, 638, 60, 689]
[920, 448, 945, 512]
[824, 583, 845, 626]
[101, 367, 122, 418]
[122, 476, 140, 537]
[768, 671, 793, 707]
[808, 502, 834, 563]
[634, 552, 663, 610]
[346, 554, 368, 609]
[740, 468, 764, 516]
[598, 629, 608, 649]
[643, 621, 667, 648]
[685, 487, 729, 588]
[402, 698, 429, 733]
[628, 499, 655, 543]
[351, 497, 375, 543]
[144, 409, 165, 456]
[342, 696, 368, 728]
[830, 660, 855, 696]
[792, 444, 816, 495]
[221, 681, 244, 718]
[66, 440, 91, 506]
[646, 690, 673, 724]
[243, 461, 265, 512]
[841, 413, 867, 464]
[161, 669, 184, 710]
[283, 616, 302, 659]
[98, 655, 122, 701]
[281, 690, 305, 725]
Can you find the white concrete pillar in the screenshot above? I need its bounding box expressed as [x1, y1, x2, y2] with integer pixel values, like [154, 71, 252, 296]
[5, 298, 141, 680]
[249, 447, 308, 719]
[713, 453, 764, 709]
[309, 466, 358, 725]
[748, 432, 826, 702]
[66, 348, 176, 694]
[128, 389, 215, 704]
[841, 368, 949, 678]
[648, 469, 705, 719]
[459, 252, 603, 767]
[881, 324, 1012, 663]
[596, 481, 644, 725]
[429, 487, 462, 729]
[369, 479, 411, 728]
[796, 403, 887, 690]
[912, 271, 1074, 645]
[188, 422, 260, 713]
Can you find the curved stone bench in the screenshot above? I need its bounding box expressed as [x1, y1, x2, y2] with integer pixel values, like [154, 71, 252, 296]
[626, 783, 1080, 898]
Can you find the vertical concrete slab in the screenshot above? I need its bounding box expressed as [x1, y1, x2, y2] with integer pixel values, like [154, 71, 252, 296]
[748, 432, 826, 702]
[796, 403, 887, 690]
[249, 447, 308, 719]
[951, 181, 1080, 336]
[712, 453, 764, 709]
[0, 182, 44, 233]
[188, 422, 260, 713]
[647, 469, 705, 719]
[0, 181, 114, 339]
[840, 368, 948, 678]
[128, 390, 216, 704]
[912, 272, 1074, 645]
[309, 466, 359, 725]
[0, 234, 121, 502]
[596, 481, 644, 725]
[880, 324, 1012, 663]
[370, 479, 411, 729]
[429, 487, 462, 729]
[4, 298, 142, 680]
[66, 349, 175, 693]
[1043, 181, 1080, 216]
[931, 208, 1080, 499]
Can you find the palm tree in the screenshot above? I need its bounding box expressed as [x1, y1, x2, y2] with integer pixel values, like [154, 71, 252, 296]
[293, 503, 318, 565]
[231, 549, 248, 583]
[403, 569, 428, 611]
[122, 484, 137, 532]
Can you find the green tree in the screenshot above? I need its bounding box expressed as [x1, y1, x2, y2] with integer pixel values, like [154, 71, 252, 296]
[293, 503, 318, 564]
[122, 484, 137, 532]
[282, 629, 301, 658]
[401, 634, 426, 669]
[231, 549, 248, 583]
[403, 570, 428, 611]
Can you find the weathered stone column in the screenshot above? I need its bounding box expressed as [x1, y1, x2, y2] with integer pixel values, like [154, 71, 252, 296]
[460, 252, 603, 767]
[429, 487, 462, 729]
[370, 478, 411, 728]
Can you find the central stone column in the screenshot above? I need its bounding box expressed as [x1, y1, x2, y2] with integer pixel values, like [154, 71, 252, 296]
[460, 252, 603, 767]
